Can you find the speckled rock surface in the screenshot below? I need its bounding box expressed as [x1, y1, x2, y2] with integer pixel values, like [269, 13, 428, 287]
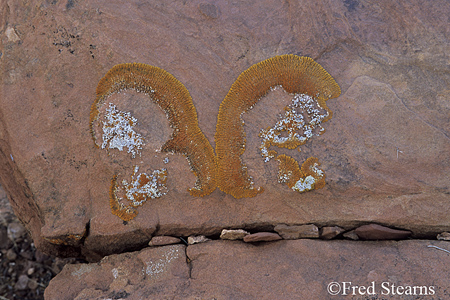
[45, 240, 450, 299]
[0, 0, 449, 260]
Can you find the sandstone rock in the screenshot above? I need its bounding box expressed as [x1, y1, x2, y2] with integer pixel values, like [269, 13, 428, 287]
[320, 226, 345, 240]
[187, 235, 210, 245]
[0, 0, 449, 260]
[343, 230, 359, 241]
[220, 229, 250, 240]
[243, 232, 282, 242]
[46, 240, 450, 299]
[437, 232, 450, 241]
[45, 244, 189, 300]
[148, 236, 180, 247]
[355, 224, 412, 240]
[274, 224, 319, 239]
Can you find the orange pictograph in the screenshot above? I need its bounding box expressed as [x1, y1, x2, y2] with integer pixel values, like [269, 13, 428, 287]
[90, 55, 341, 221]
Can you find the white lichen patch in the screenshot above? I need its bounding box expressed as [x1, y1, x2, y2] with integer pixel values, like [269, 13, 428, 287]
[277, 170, 293, 184]
[71, 264, 94, 278]
[291, 162, 324, 193]
[292, 175, 316, 192]
[121, 166, 168, 206]
[112, 268, 119, 279]
[143, 247, 181, 277]
[310, 162, 324, 177]
[259, 93, 328, 162]
[101, 103, 144, 158]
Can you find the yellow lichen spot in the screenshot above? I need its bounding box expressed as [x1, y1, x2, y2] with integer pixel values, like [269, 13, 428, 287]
[215, 54, 340, 198]
[109, 175, 138, 221]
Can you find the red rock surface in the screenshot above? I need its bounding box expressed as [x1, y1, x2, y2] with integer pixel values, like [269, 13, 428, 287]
[45, 240, 450, 299]
[0, 0, 449, 263]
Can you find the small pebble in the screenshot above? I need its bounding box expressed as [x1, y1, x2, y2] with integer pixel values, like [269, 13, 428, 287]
[188, 235, 210, 245]
[320, 226, 345, 240]
[6, 248, 17, 261]
[220, 229, 250, 240]
[437, 232, 450, 241]
[28, 279, 39, 290]
[27, 267, 35, 276]
[148, 236, 181, 246]
[343, 230, 359, 240]
[7, 222, 26, 241]
[243, 232, 282, 243]
[15, 274, 29, 291]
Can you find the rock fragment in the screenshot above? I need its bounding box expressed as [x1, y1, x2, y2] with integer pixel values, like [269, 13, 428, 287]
[274, 224, 319, 239]
[7, 222, 26, 241]
[15, 275, 29, 291]
[5, 27, 21, 42]
[148, 236, 181, 246]
[220, 229, 250, 240]
[354, 224, 411, 240]
[188, 235, 210, 245]
[243, 232, 282, 243]
[437, 232, 450, 241]
[343, 230, 359, 240]
[6, 248, 17, 260]
[320, 226, 345, 240]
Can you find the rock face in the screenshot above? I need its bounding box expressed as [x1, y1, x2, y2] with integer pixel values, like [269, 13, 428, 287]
[46, 244, 189, 300]
[45, 240, 450, 299]
[1, 0, 449, 261]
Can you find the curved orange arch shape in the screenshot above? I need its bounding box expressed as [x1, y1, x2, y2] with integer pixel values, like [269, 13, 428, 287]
[215, 55, 341, 198]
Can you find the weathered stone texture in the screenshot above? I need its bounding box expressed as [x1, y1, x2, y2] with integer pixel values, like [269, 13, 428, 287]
[0, 0, 449, 260]
[45, 240, 450, 299]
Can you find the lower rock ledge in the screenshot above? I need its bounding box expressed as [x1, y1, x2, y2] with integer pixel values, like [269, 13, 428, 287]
[45, 239, 450, 299]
